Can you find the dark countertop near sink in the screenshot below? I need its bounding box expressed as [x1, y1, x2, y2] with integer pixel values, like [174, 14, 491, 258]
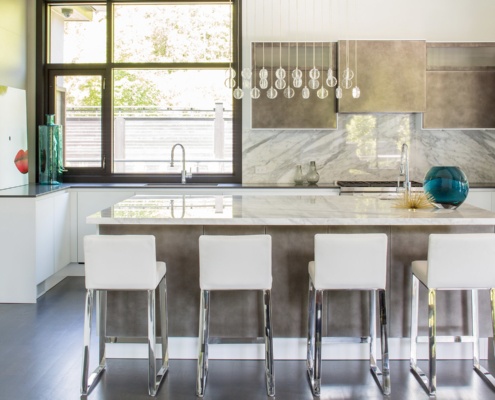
[0, 182, 341, 198]
[1, 181, 494, 198]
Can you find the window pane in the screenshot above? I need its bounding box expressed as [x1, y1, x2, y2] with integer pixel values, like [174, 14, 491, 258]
[55, 75, 102, 168]
[49, 4, 106, 63]
[113, 4, 231, 63]
[113, 69, 233, 174]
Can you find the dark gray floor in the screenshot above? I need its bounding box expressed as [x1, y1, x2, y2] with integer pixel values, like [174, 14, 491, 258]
[1, 277, 495, 400]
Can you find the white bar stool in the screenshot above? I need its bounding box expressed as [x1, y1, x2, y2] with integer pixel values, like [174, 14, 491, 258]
[196, 235, 275, 397]
[410, 233, 495, 396]
[307, 233, 391, 396]
[81, 235, 168, 397]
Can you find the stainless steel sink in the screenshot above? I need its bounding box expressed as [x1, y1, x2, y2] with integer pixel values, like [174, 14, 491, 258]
[145, 183, 220, 188]
[338, 180, 423, 195]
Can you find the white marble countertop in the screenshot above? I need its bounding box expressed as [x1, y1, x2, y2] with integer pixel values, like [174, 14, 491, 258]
[86, 194, 495, 226]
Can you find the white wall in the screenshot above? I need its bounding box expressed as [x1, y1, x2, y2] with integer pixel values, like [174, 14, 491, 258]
[0, 0, 27, 89]
[243, 0, 495, 43]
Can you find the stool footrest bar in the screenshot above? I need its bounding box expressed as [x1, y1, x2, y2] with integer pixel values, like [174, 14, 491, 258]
[474, 364, 495, 390]
[416, 335, 476, 344]
[208, 336, 265, 345]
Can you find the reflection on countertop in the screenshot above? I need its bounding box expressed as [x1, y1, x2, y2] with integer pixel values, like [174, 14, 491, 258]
[87, 193, 495, 226]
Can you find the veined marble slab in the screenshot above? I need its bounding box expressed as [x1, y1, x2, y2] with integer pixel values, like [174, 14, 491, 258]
[87, 194, 495, 226]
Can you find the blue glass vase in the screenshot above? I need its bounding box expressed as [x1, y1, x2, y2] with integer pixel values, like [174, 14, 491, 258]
[423, 166, 469, 209]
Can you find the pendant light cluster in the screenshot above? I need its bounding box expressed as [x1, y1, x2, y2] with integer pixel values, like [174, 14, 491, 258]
[226, 0, 360, 102]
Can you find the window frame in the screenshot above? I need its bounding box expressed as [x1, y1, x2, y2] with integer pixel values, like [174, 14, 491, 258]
[36, 0, 242, 184]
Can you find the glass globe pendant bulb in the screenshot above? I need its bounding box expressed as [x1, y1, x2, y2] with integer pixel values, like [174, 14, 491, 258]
[308, 79, 319, 90]
[302, 86, 310, 99]
[275, 68, 286, 79]
[241, 68, 252, 80]
[317, 87, 329, 99]
[326, 69, 337, 87]
[284, 86, 295, 98]
[259, 78, 269, 89]
[226, 67, 236, 79]
[267, 87, 278, 99]
[275, 79, 286, 90]
[233, 87, 244, 99]
[293, 77, 303, 88]
[243, 79, 251, 89]
[251, 87, 261, 99]
[336, 86, 343, 99]
[292, 68, 302, 79]
[342, 78, 353, 90]
[352, 86, 361, 98]
[342, 67, 354, 80]
[259, 68, 268, 79]
[224, 78, 236, 89]
[309, 67, 320, 80]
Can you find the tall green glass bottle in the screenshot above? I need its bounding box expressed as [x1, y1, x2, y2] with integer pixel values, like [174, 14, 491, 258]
[38, 114, 64, 184]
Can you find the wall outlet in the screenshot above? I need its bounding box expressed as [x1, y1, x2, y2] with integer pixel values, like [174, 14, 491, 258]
[255, 166, 268, 174]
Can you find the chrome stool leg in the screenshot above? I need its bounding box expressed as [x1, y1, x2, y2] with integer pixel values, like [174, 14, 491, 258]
[473, 288, 495, 388]
[411, 286, 437, 396]
[379, 289, 391, 394]
[370, 289, 391, 395]
[159, 276, 169, 376]
[306, 279, 316, 389]
[147, 288, 157, 396]
[410, 274, 434, 395]
[427, 288, 437, 395]
[311, 288, 324, 396]
[81, 289, 107, 396]
[263, 289, 275, 397]
[148, 277, 169, 397]
[196, 289, 210, 397]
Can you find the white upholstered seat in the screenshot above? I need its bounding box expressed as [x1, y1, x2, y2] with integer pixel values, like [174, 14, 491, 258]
[307, 233, 390, 396]
[410, 233, 495, 396]
[81, 235, 168, 397]
[196, 234, 275, 397]
[199, 234, 272, 290]
[84, 234, 166, 290]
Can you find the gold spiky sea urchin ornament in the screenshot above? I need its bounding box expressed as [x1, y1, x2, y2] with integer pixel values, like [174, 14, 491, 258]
[392, 191, 435, 210]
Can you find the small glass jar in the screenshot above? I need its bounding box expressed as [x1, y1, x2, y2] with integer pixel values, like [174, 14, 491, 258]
[294, 165, 304, 185]
[306, 161, 320, 185]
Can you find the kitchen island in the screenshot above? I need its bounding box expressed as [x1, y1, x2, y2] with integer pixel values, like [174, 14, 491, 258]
[87, 194, 495, 360]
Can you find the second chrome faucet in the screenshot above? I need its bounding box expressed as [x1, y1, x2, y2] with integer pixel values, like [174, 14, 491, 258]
[398, 143, 411, 193]
[170, 143, 192, 184]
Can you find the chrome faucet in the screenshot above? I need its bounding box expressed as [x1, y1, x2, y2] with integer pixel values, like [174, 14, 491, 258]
[398, 143, 411, 193]
[170, 143, 192, 184]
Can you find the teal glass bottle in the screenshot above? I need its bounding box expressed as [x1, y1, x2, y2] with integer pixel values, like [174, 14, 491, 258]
[423, 166, 469, 209]
[38, 114, 64, 185]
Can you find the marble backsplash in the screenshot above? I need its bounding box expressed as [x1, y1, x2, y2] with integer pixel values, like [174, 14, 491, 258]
[242, 113, 495, 184]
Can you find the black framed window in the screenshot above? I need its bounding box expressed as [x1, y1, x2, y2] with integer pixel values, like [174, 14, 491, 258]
[37, 0, 241, 183]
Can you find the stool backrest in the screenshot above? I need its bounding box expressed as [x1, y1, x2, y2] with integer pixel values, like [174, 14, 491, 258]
[199, 235, 272, 290]
[427, 233, 495, 289]
[84, 235, 159, 290]
[314, 233, 388, 290]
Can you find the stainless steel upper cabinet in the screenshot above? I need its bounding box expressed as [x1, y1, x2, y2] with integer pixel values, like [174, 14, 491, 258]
[337, 40, 426, 113]
[422, 43, 495, 130]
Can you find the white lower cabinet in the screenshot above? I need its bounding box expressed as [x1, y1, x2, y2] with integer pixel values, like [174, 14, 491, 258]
[0, 190, 71, 303]
[465, 190, 494, 212]
[35, 195, 55, 284]
[35, 191, 71, 285]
